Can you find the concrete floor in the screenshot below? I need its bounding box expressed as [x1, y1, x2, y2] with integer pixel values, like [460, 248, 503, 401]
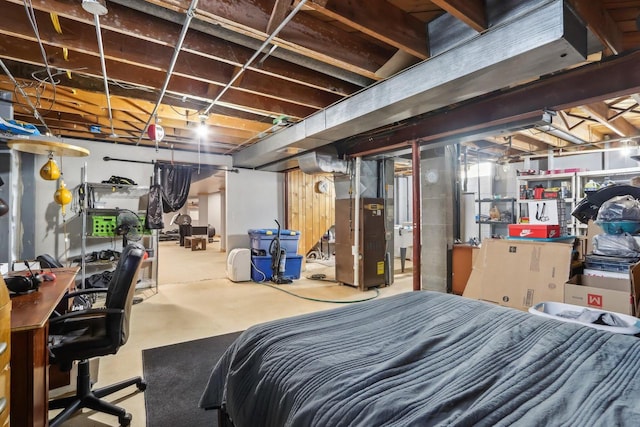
[54, 240, 414, 426]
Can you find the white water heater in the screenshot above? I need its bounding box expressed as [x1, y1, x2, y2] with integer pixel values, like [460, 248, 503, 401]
[227, 248, 251, 282]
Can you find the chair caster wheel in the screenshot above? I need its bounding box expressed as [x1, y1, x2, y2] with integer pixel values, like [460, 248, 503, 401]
[119, 413, 132, 426]
[137, 380, 147, 391]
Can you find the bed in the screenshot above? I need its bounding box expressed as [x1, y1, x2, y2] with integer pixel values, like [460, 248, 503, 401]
[200, 291, 640, 426]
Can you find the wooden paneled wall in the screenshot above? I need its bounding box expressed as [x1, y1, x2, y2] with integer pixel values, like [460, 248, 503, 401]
[286, 170, 335, 256]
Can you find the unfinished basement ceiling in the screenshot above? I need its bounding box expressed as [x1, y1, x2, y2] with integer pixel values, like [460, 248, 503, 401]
[0, 0, 639, 169]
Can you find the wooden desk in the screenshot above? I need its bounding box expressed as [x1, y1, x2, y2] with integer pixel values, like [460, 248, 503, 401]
[10, 267, 78, 427]
[452, 245, 479, 295]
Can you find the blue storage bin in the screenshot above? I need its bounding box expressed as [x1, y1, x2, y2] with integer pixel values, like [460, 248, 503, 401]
[251, 254, 303, 282]
[248, 229, 300, 255]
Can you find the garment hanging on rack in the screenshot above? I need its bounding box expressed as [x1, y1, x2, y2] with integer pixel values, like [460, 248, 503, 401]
[145, 164, 192, 229]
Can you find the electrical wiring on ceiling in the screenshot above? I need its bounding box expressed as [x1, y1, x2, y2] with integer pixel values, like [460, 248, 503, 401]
[22, 0, 57, 117]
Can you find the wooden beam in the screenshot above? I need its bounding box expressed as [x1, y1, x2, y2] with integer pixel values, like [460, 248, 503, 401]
[267, 0, 293, 34]
[581, 101, 639, 137]
[566, 0, 622, 55]
[555, 110, 599, 142]
[513, 130, 571, 148]
[0, 34, 318, 119]
[0, 6, 342, 110]
[2, 0, 360, 96]
[305, 0, 429, 59]
[430, 0, 487, 33]
[484, 136, 541, 153]
[194, 0, 396, 78]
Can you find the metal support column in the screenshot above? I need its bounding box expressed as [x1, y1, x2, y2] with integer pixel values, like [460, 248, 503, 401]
[411, 140, 421, 291]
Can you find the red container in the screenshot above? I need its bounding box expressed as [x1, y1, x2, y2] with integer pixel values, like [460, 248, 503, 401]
[508, 224, 561, 239]
[533, 188, 545, 199]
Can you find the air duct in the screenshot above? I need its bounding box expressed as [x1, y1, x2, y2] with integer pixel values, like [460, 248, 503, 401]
[298, 146, 348, 175]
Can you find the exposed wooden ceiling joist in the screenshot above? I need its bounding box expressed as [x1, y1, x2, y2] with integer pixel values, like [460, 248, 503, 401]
[430, 0, 487, 33]
[567, 0, 622, 55]
[581, 101, 639, 137]
[1, 0, 639, 162]
[304, 0, 429, 59]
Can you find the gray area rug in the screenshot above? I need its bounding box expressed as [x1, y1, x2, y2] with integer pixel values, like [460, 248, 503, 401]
[142, 331, 243, 427]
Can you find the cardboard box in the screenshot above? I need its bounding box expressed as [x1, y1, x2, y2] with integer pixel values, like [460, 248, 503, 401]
[508, 224, 561, 238]
[564, 265, 640, 315]
[463, 239, 572, 311]
[527, 200, 559, 225]
[585, 220, 603, 256]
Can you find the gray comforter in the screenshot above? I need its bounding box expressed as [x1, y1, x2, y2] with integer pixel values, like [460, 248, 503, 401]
[200, 291, 640, 426]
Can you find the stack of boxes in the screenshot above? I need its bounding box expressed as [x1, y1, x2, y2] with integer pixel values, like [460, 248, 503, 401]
[565, 217, 640, 315]
[248, 229, 303, 282]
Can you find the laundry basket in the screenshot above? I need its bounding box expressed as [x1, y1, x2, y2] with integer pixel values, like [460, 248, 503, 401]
[529, 301, 640, 335]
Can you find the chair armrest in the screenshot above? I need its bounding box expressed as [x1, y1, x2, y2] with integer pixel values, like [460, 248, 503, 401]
[60, 287, 109, 302]
[49, 307, 123, 325]
[49, 308, 124, 337]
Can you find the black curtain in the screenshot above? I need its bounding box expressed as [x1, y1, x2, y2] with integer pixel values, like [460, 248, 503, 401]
[145, 164, 192, 229]
[158, 164, 192, 213]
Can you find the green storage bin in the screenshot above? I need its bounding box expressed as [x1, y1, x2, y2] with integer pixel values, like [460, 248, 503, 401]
[91, 215, 117, 236]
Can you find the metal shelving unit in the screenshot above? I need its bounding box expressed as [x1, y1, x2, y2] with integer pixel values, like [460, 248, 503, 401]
[515, 172, 577, 235]
[475, 197, 516, 239]
[79, 166, 158, 294]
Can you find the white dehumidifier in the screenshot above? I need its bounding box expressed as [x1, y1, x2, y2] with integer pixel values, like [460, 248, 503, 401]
[227, 248, 251, 282]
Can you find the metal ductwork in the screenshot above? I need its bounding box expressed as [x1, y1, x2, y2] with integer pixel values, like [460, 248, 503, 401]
[233, 0, 587, 170]
[298, 146, 349, 175]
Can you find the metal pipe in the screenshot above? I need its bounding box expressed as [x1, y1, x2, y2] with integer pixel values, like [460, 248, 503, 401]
[102, 156, 239, 172]
[93, 14, 116, 137]
[353, 156, 361, 290]
[81, 164, 88, 288]
[202, 0, 308, 116]
[0, 59, 52, 134]
[136, 0, 199, 149]
[109, 0, 371, 88]
[411, 140, 421, 291]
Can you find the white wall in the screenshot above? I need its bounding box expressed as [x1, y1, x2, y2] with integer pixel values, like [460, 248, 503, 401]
[225, 169, 283, 252]
[208, 192, 222, 235]
[30, 140, 231, 262]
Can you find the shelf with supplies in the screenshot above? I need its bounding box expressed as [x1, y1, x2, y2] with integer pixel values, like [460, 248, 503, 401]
[516, 173, 577, 236]
[78, 169, 158, 295]
[475, 197, 516, 238]
[576, 167, 640, 200]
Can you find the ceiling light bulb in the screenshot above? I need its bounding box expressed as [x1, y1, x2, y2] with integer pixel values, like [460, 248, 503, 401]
[82, 0, 108, 16]
[197, 122, 208, 138]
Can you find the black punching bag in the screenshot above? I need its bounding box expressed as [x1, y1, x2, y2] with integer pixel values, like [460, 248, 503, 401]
[0, 177, 7, 217]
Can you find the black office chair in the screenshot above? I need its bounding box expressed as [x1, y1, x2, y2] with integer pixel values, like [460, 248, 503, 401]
[48, 243, 147, 427]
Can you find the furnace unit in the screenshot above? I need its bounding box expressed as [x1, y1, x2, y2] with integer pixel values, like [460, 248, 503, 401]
[335, 198, 387, 291]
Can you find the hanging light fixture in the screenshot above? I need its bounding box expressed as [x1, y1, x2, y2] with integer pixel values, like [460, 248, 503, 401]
[197, 114, 209, 137]
[81, 0, 108, 16]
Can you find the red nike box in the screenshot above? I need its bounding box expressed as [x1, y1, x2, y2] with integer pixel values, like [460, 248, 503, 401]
[508, 224, 561, 239]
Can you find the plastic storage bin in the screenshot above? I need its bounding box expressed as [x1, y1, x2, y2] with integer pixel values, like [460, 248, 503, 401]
[248, 229, 300, 255]
[528, 301, 640, 334]
[251, 254, 303, 282]
[91, 215, 117, 236]
[584, 254, 639, 273]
